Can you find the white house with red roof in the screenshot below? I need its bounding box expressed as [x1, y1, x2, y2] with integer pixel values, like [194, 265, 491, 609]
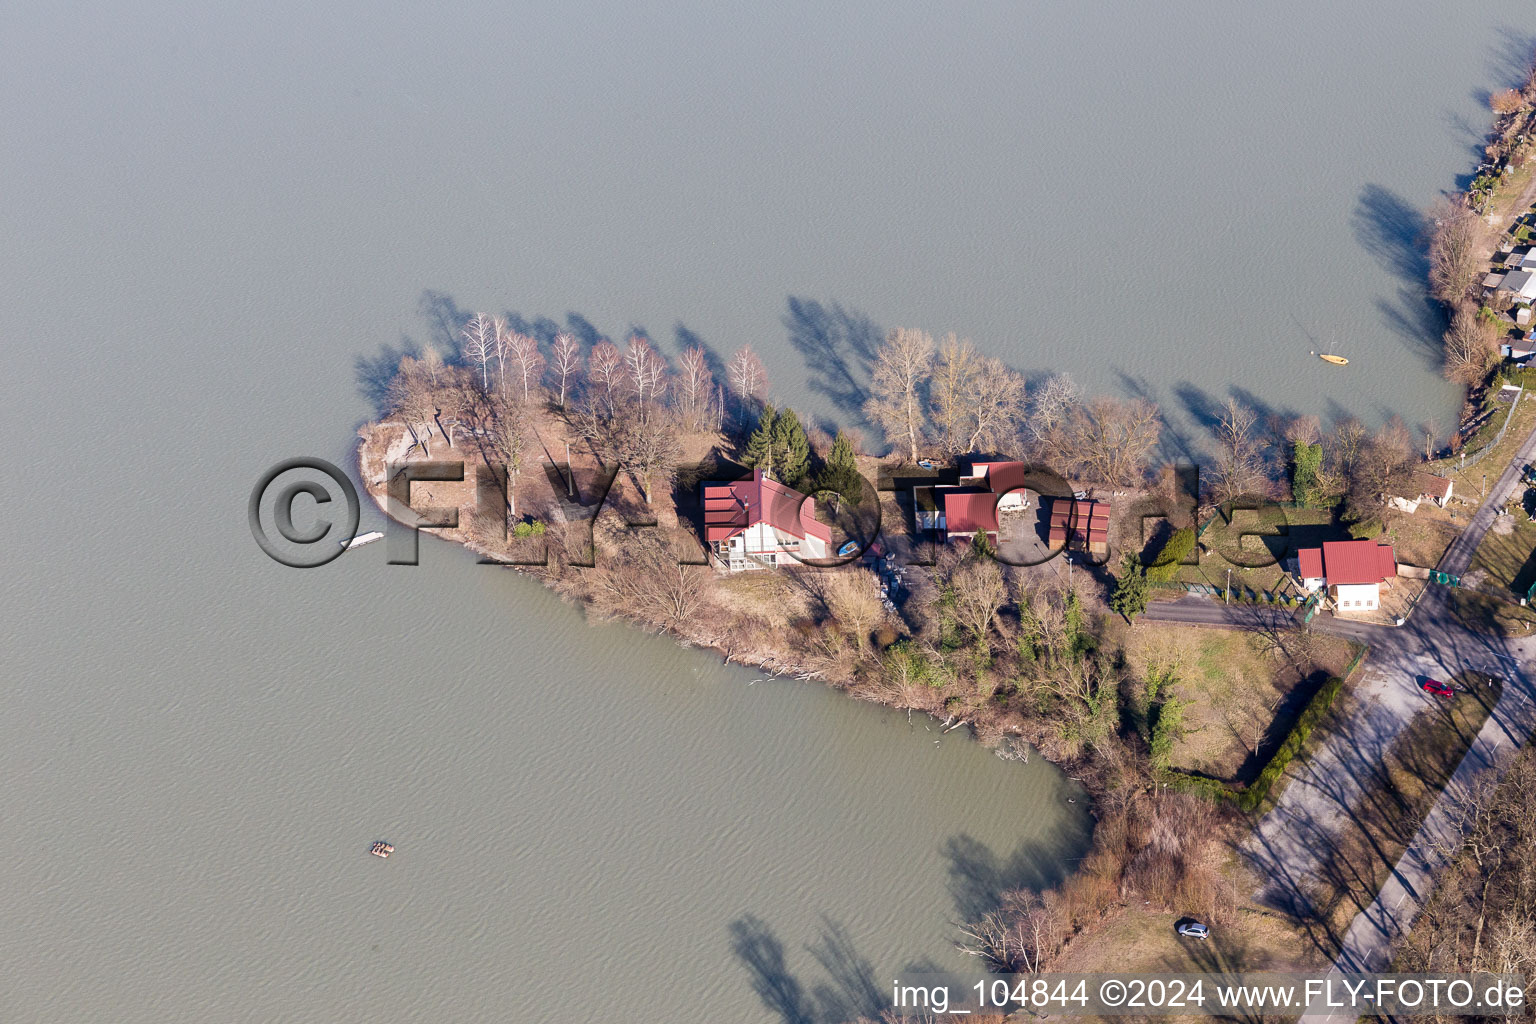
[1296, 539, 1397, 614]
[701, 468, 831, 571]
[912, 461, 1030, 541]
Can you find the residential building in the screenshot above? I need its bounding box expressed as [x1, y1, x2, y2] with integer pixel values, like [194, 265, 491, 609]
[1296, 539, 1397, 613]
[1503, 332, 1536, 362]
[701, 468, 831, 571]
[1388, 471, 1454, 513]
[911, 460, 1030, 541]
[1499, 269, 1536, 302]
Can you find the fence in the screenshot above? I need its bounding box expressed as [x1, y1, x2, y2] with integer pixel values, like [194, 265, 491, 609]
[1446, 384, 1525, 471]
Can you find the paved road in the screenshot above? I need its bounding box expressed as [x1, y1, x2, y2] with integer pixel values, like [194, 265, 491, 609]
[1142, 419, 1536, 1013]
[1295, 653, 1535, 1022]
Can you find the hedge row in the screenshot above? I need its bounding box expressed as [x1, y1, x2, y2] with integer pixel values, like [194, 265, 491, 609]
[1238, 675, 1344, 811]
[1164, 674, 1347, 813]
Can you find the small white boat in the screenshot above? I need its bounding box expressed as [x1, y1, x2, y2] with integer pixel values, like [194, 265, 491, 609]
[370, 841, 394, 859]
[341, 531, 384, 550]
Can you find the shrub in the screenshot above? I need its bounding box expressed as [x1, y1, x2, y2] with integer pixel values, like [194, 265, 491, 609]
[512, 520, 546, 538]
[1347, 519, 1382, 540]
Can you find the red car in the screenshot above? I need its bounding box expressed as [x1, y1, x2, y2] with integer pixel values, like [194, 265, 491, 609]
[1421, 679, 1456, 698]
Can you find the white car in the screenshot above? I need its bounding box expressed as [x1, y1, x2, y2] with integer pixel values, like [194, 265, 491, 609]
[1177, 922, 1209, 940]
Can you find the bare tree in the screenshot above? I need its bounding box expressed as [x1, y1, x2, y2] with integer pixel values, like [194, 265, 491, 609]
[1428, 197, 1482, 306]
[965, 356, 1027, 453]
[726, 344, 769, 419]
[549, 332, 583, 409]
[675, 346, 714, 432]
[1212, 396, 1262, 503]
[622, 335, 669, 409]
[820, 567, 886, 653]
[491, 315, 510, 394]
[1045, 396, 1162, 486]
[386, 355, 439, 455]
[930, 333, 978, 455]
[484, 391, 526, 518]
[500, 329, 544, 403]
[590, 534, 714, 629]
[950, 559, 1008, 644]
[589, 340, 623, 416]
[460, 312, 497, 392]
[1028, 373, 1082, 441]
[1283, 414, 1321, 447]
[1443, 306, 1499, 387]
[864, 327, 934, 463]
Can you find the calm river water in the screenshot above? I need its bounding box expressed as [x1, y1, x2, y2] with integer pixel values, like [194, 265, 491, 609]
[0, 0, 1522, 1020]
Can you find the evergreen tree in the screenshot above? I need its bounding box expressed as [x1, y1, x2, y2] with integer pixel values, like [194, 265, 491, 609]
[816, 430, 863, 508]
[1111, 552, 1150, 622]
[771, 407, 811, 487]
[743, 404, 776, 471]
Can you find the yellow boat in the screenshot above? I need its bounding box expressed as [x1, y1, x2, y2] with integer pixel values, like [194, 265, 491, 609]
[1318, 353, 1349, 366]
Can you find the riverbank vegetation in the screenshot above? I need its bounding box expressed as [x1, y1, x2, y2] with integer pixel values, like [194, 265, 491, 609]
[359, 309, 1385, 990]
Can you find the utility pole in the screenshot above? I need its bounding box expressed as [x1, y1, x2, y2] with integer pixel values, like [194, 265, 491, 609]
[1226, 568, 1231, 605]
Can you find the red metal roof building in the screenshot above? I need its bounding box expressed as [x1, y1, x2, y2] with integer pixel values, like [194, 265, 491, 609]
[913, 461, 1031, 540]
[1296, 540, 1397, 586]
[1296, 539, 1396, 614]
[1047, 498, 1110, 553]
[702, 469, 831, 570]
[942, 491, 1001, 536]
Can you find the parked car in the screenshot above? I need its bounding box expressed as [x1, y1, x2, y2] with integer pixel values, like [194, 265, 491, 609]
[1420, 679, 1456, 698]
[1176, 922, 1209, 940]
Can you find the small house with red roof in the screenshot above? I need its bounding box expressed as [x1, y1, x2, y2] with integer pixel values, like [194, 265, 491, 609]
[1296, 539, 1397, 614]
[701, 468, 831, 571]
[912, 461, 1031, 541]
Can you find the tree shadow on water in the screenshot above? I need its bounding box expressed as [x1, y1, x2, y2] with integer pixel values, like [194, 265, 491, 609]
[728, 915, 906, 1024]
[783, 297, 883, 420]
[941, 834, 1061, 923]
[354, 336, 421, 414]
[1352, 184, 1429, 285]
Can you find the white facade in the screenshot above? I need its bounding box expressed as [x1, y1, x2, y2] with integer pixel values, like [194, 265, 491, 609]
[1332, 582, 1380, 613]
[1300, 574, 1325, 593]
[713, 522, 828, 571]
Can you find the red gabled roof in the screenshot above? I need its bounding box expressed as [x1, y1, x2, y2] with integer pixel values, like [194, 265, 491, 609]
[973, 461, 1028, 497]
[1319, 540, 1396, 586]
[1298, 547, 1324, 579]
[701, 469, 831, 545]
[944, 491, 999, 535]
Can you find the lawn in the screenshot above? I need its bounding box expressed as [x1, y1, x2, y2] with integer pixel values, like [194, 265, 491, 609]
[1451, 513, 1536, 636]
[1123, 625, 1356, 784]
[1309, 672, 1503, 938]
[1379, 507, 1461, 570]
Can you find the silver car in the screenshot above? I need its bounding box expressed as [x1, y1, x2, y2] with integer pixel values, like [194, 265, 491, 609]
[1177, 922, 1209, 940]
